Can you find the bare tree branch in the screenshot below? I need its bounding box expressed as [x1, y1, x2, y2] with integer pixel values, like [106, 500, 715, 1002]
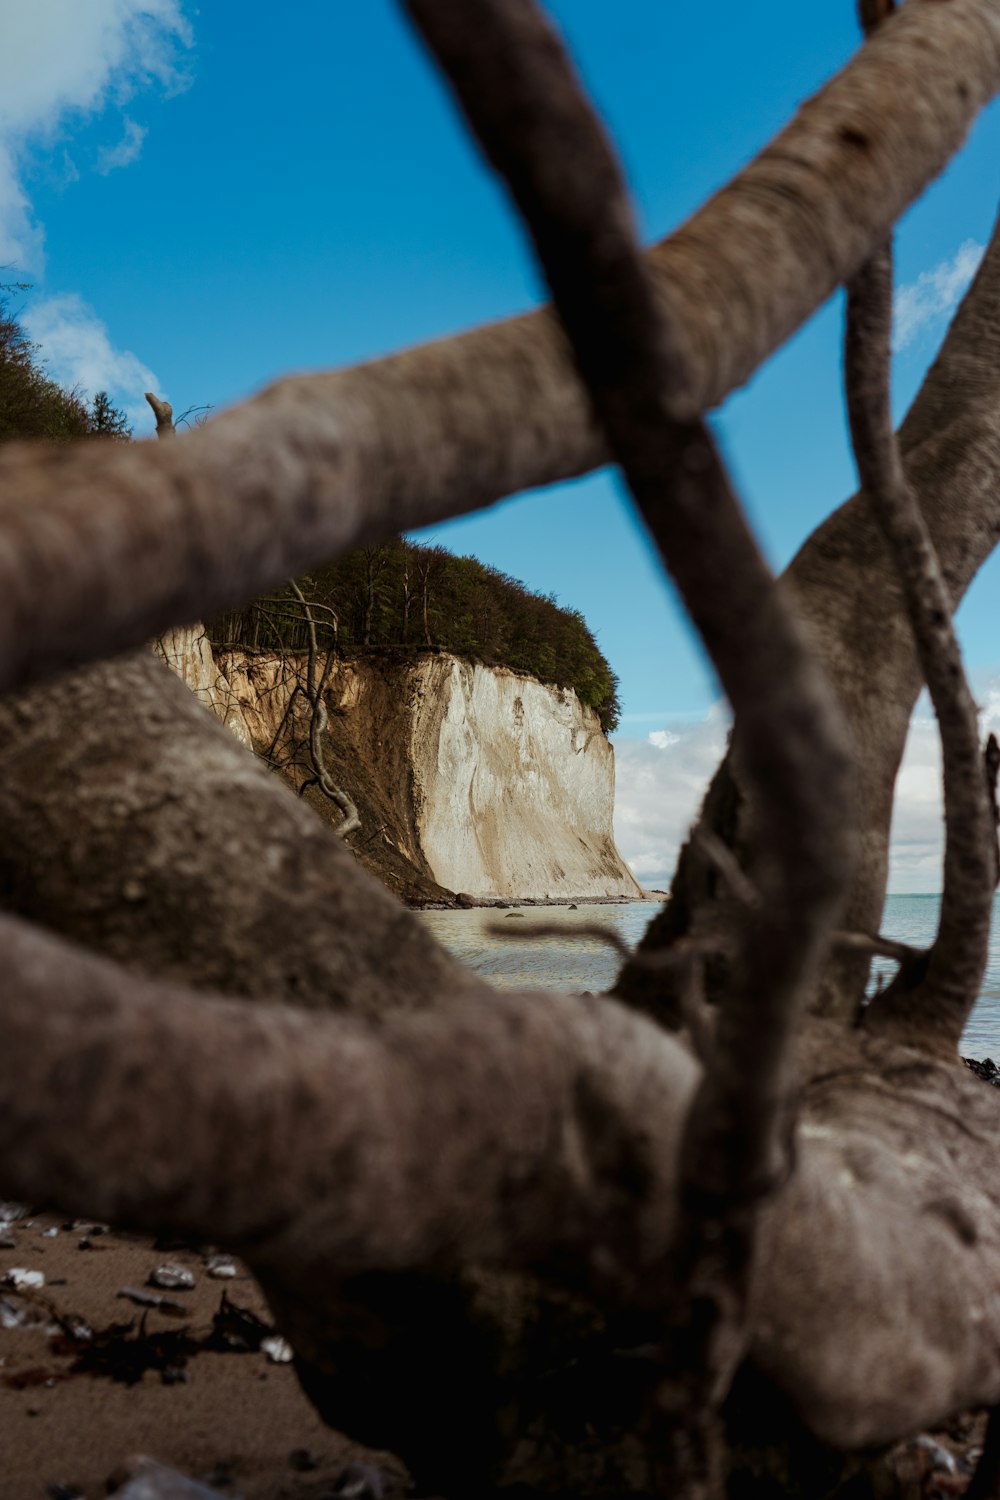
[616, 203, 1000, 1027]
[400, 0, 853, 1490]
[0, 0, 996, 695]
[843, 0, 994, 1047]
[144, 391, 175, 439]
[288, 580, 360, 838]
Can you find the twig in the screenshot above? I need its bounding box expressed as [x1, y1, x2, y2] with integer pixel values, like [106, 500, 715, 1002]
[833, 930, 923, 965]
[487, 920, 731, 969]
[691, 829, 761, 910]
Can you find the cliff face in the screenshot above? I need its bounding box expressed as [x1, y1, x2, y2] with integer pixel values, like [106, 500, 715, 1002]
[156, 629, 641, 903]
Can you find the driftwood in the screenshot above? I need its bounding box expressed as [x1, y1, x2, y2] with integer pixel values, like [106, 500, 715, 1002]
[3, 2, 1000, 1495]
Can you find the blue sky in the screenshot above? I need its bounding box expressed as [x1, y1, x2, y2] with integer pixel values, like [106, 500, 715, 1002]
[2, 1, 998, 891]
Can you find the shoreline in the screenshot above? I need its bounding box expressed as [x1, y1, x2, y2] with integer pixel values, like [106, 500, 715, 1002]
[410, 890, 667, 911]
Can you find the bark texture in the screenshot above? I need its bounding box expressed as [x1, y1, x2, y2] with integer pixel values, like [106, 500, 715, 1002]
[2, 3, 1000, 1495]
[0, 2, 996, 696]
[618, 207, 1000, 1020]
[0, 650, 462, 1016]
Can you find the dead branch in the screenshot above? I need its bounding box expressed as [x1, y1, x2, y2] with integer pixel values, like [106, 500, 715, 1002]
[402, 1, 852, 1490]
[843, 43, 994, 1046]
[0, 650, 456, 1018]
[833, 930, 923, 965]
[144, 391, 175, 439]
[617, 196, 1000, 1028]
[288, 580, 360, 838]
[488, 919, 732, 967]
[0, 0, 995, 694]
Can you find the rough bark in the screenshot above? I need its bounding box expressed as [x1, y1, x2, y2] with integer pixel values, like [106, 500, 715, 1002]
[403, 3, 853, 1489]
[0, 1, 997, 697]
[617, 206, 1000, 1021]
[0, 649, 460, 1016]
[3, 4, 1000, 1495]
[845, 234, 994, 1043]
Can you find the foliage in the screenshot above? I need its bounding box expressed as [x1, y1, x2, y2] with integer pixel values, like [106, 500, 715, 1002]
[209, 538, 622, 732]
[0, 302, 131, 444]
[89, 390, 132, 441]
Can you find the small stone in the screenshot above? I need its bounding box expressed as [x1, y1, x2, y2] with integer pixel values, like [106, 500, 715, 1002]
[4, 1266, 44, 1290]
[205, 1256, 237, 1280]
[261, 1334, 293, 1364]
[149, 1262, 196, 1292]
[42, 1227, 59, 1238]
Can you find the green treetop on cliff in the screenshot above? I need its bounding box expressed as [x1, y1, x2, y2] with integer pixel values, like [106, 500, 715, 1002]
[0, 299, 132, 444]
[209, 539, 622, 732]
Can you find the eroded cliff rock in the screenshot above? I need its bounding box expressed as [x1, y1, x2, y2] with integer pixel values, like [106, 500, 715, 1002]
[157, 628, 641, 903]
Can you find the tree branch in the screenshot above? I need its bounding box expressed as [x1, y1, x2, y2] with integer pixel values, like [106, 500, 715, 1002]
[288, 580, 360, 838]
[400, 0, 853, 1489]
[144, 391, 175, 439]
[843, 0, 994, 1046]
[0, 0, 996, 694]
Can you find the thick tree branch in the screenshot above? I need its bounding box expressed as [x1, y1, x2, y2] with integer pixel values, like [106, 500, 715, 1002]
[0, 650, 458, 1017]
[846, 243, 994, 1045]
[0, 0, 996, 694]
[617, 204, 1000, 1023]
[400, 1, 852, 1491]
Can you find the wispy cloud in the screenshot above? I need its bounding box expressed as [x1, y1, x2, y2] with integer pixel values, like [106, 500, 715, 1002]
[0, 0, 192, 272]
[893, 239, 985, 352]
[96, 116, 148, 175]
[21, 293, 161, 431]
[613, 676, 1000, 896]
[613, 706, 729, 888]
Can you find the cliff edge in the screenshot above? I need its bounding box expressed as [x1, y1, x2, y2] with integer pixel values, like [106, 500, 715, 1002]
[155, 627, 641, 904]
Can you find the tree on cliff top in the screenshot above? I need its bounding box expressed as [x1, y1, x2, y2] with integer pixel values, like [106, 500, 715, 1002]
[2, 3, 1000, 1497]
[210, 539, 622, 730]
[0, 301, 131, 443]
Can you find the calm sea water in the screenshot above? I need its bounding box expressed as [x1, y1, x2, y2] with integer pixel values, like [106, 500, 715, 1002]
[418, 894, 1000, 1057]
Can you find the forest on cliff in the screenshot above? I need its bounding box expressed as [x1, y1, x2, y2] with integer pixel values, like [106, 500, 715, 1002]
[209, 544, 622, 730]
[0, 296, 621, 733]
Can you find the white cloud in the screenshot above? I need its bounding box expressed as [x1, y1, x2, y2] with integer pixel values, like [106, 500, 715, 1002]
[0, 0, 192, 271]
[96, 116, 148, 175]
[613, 706, 730, 888]
[21, 293, 161, 431]
[893, 239, 985, 352]
[614, 676, 1000, 897]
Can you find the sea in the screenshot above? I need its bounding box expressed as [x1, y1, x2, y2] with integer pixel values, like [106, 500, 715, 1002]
[418, 893, 1000, 1058]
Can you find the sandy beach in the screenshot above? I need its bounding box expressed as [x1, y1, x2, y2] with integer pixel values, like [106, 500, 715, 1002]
[0, 1207, 412, 1500]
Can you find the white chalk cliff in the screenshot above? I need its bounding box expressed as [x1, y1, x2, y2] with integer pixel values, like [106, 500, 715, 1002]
[156, 628, 640, 902]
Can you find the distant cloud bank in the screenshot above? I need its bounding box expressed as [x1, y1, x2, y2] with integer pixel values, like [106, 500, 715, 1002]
[614, 675, 1000, 896]
[892, 239, 985, 352]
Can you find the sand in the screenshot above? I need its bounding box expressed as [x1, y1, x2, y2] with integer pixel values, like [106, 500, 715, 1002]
[0, 1208, 411, 1500]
